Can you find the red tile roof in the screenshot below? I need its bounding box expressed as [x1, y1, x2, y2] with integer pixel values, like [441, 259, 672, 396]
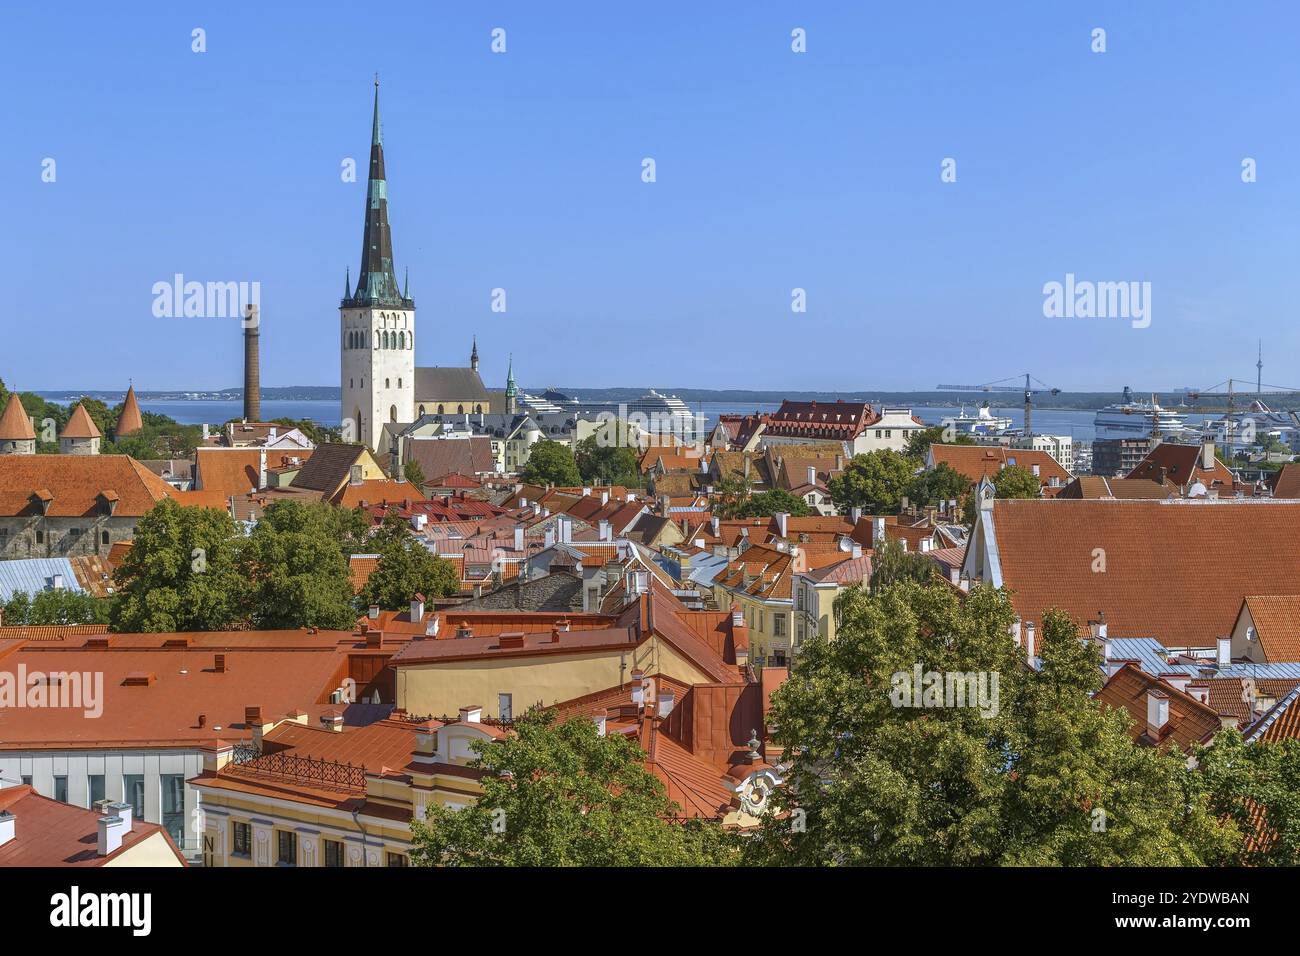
[1096, 664, 1221, 751]
[763, 400, 878, 442]
[1240, 595, 1300, 662]
[0, 785, 185, 866]
[1127, 442, 1236, 492]
[986, 499, 1300, 649]
[0, 455, 177, 518]
[929, 443, 1071, 487]
[115, 386, 144, 437]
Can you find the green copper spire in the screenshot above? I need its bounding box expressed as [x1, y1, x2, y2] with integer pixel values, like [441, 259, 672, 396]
[505, 354, 516, 397]
[346, 75, 411, 309]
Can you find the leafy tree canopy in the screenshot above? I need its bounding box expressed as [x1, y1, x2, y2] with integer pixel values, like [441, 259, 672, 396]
[520, 439, 581, 487]
[827, 449, 919, 515]
[2, 589, 111, 626]
[359, 511, 459, 610]
[734, 488, 812, 518]
[410, 709, 740, 866]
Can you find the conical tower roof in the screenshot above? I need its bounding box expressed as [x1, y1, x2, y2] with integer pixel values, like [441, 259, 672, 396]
[0, 392, 35, 440]
[116, 385, 144, 437]
[60, 403, 102, 440]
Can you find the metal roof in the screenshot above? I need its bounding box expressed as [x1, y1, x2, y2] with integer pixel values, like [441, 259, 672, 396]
[0, 558, 85, 603]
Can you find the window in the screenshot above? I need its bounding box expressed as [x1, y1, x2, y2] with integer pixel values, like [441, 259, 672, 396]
[21, 775, 31, 787]
[231, 821, 251, 857]
[277, 830, 297, 866]
[498, 693, 513, 721]
[385, 378, 390, 389]
[387, 852, 408, 867]
[774, 614, 786, 638]
[88, 774, 105, 807]
[54, 776, 68, 802]
[323, 838, 344, 868]
[36, 530, 44, 545]
[123, 774, 144, 820]
[101, 531, 110, 545]
[162, 774, 184, 843]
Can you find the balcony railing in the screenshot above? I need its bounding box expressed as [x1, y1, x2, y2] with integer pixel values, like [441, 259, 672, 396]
[227, 742, 368, 793]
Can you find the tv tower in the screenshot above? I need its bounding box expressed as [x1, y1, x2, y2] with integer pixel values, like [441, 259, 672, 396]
[1257, 340, 1263, 394]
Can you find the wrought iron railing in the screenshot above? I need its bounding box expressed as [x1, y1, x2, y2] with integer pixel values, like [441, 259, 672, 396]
[227, 741, 368, 793]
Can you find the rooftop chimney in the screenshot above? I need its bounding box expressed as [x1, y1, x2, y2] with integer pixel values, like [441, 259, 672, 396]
[1024, 621, 1036, 659]
[872, 516, 886, 544]
[410, 594, 425, 623]
[657, 690, 676, 718]
[599, 519, 611, 542]
[775, 512, 789, 538]
[1146, 689, 1170, 739]
[513, 527, 525, 552]
[459, 705, 482, 724]
[1217, 636, 1231, 667]
[214, 653, 227, 673]
[107, 801, 132, 831]
[601, 489, 610, 504]
[1202, 440, 1215, 471]
[97, 815, 126, 857]
[368, 604, 380, 620]
[806, 464, 817, 486]
[321, 711, 344, 732]
[593, 709, 608, 736]
[710, 515, 720, 536]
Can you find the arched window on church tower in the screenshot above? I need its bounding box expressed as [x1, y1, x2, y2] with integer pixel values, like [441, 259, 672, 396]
[457, 405, 464, 414]
[385, 379, 390, 389]
[398, 331, 405, 349]
[390, 405, 398, 422]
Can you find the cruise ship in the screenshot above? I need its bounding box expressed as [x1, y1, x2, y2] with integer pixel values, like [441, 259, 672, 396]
[949, 402, 1013, 436]
[526, 388, 703, 442]
[1093, 387, 1189, 441]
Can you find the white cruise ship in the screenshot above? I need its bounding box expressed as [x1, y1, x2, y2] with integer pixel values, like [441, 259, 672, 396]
[1094, 387, 1188, 441]
[949, 402, 1013, 436]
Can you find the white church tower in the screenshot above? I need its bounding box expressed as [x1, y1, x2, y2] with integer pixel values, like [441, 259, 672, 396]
[341, 77, 415, 451]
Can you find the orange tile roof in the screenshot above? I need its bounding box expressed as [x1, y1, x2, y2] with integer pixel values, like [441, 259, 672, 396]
[1240, 595, 1300, 662]
[1096, 664, 1221, 751]
[332, 479, 427, 508]
[986, 499, 1300, 649]
[59, 403, 102, 440]
[1270, 462, 1300, 499]
[0, 455, 176, 518]
[115, 385, 144, 437]
[1057, 476, 1172, 499]
[0, 393, 35, 440]
[194, 448, 261, 496]
[1127, 442, 1236, 492]
[349, 554, 381, 594]
[929, 443, 1071, 487]
[0, 631, 361, 749]
[0, 785, 184, 866]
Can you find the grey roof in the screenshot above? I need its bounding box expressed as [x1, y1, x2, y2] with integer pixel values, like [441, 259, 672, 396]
[414, 367, 491, 403]
[0, 558, 85, 602]
[404, 436, 496, 478]
[1107, 637, 1300, 680]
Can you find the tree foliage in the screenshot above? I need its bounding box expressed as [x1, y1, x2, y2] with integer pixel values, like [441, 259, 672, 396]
[992, 464, 1041, 500]
[827, 450, 919, 515]
[520, 439, 581, 487]
[734, 488, 812, 518]
[109, 499, 246, 632]
[907, 462, 969, 508]
[905, 425, 975, 459]
[2, 589, 111, 626]
[745, 583, 1234, 865]
[574, 434, 641, 488]
[1196, 730, 1300, 866]
[359, 511, 460, 610]
[410, 709, 739, 866]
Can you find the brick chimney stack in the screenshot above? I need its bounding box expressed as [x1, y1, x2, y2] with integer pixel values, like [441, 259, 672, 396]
[243, 304, 261, 421]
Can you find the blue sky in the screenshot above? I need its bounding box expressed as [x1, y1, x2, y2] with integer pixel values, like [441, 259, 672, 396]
[4, 1, 1298, 393]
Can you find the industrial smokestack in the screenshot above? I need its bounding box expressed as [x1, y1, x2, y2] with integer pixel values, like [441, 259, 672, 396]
[243, 304, 261, 422]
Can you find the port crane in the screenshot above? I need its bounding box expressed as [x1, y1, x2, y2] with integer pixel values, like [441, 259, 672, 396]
[936, 373, 1061, 439]
[1182, 378, 1300, 448]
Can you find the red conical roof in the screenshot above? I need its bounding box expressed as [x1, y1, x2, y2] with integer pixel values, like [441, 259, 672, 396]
[0, 393, 35, 441]
[60, 403, 102, 440]
[116, 385, 144, 437]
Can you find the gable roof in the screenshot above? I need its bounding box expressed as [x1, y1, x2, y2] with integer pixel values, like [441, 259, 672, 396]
[1097, 663, 1221, 751]
[928, 444, 1071, 487]
[1127, 442, 1235, 491]
[982, 499, 1300, 649]
[763, 400, 877, 441]
[0, 455, 177, 518]
[414, 367, 491, 402]
[1240, 595, 1300, 662]
[404, 436, 495, 479]
[290, 443, 367, 494]
[1270, 462, 1300, 499]
[0, 785, 184, 867]
[1056, 476, 1172, 499]
[0, 393, 35, 441]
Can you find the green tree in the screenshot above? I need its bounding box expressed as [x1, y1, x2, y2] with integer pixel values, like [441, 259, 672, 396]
[359, 511, 459, 610]
[237, 500, 363, 629]
[868, 539, 939, 592]
[734, 488, 811, 518]
[520, 439, 581, 487]
[907, 462, 969, 508]
[905, 425, 975, 460]
[574, 434, 641, 488]
[711, 473, 752, 519]
[109, 499, 246, 632]
[992, 464, 1041, 499]
[746, 582, 1232, 865]
[826, 450, 919, 515]
[410, 709, 739, 866]
[2, 589, 111, 626]
[403, 459, 426, 488]
[1196, 730, 1300, 866]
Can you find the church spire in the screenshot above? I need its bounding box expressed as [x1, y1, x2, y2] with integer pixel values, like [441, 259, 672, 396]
[470, 335, 479, 371]
[348, 75, 410, 309]
[505, 354, 517, 414]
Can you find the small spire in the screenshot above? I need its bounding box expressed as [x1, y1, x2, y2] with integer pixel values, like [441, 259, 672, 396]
[403, 266, 409, 298]
[371, 74, 382, 146]
[344, 267, 351, 299]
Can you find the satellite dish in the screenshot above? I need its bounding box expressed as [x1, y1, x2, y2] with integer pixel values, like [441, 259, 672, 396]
[1188, 481, 1208, 498]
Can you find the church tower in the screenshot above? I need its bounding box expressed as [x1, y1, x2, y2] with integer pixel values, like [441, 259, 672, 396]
[340, 77, 415, 450]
